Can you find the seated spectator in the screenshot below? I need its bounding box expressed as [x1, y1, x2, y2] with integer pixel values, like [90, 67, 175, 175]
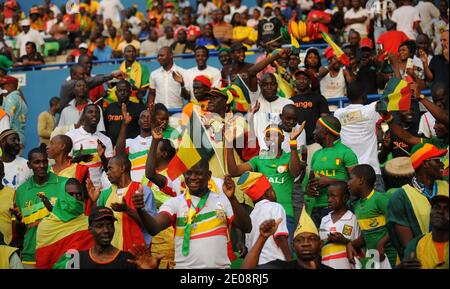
[140, 29, 160, 57]
[170, 28, 195, 55]
[157, 25, 175, 50]
[196, 24, 220, 51]
[344, 0, 369, 39]
[13, 42, 45, 69]
[231, 12, 257, 50]
[93, 36, 113, 61]
[117, 30, 141, 55]
[37, 97, 60, 146]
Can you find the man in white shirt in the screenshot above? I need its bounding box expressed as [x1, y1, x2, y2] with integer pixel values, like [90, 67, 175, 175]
[97, 0, 125, 29]
[418, 82, 448, 138]
[0, 129, 32, 189]
[252, 73, 294, 150]
[15, 19, 44, 57]
[197, 0, 217, 26]
[156, 26, 175, 50]
[147, 47, 189, 109]
[66, 104, 113, 188]
[344, 0, 370, 38]
[230, 0, 248, 17]
[333, 82, 384, 192]
[140, 29, 159, 57]
[185, 46, 222, 99]
[366, 0, 396, 42]
[391, 0, 422, 40]
[416, 0, 440, 33]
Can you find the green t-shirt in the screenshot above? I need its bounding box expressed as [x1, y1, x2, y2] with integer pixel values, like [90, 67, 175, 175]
[249, 152, 295, 217]
[0, 55, 13, 70]
[306, 139, 358, 209]
[15, 173, 67, 263]
[354, 190, 398, 267]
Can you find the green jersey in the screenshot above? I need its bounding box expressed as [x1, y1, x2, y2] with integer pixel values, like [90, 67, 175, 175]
[249, 152, 295, 217]
[354, 190, 397, 267]
[15, 173, 67, 263]
[306, 139, 358, 209]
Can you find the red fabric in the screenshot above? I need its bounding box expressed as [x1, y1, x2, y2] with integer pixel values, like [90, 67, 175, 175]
[245, 176, 272, 201]
[193, 75, 212, 88]
[122, 182, 146, 252]
[360, 37, 373, 49]
[88, 83, 105, 103]
[240, 132, 260, 161]
[306, 10, 331, 40]
[377, 30, 410, 55]
[323, 47, 335, 60]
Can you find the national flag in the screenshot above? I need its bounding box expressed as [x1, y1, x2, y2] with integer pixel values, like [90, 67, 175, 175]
[167, 109, 215, 180]
[379, 78, 412, 111]
[321, 31, 350, 66]
[274, 72, 295, 99]
[226, 75, 251, 113]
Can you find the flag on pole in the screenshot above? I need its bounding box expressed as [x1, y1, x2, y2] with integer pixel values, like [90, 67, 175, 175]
[321, 31, 350, 66]
[379, 78, 412, 111]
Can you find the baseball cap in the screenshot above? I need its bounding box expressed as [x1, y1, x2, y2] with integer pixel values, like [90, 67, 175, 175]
[20, 19, 31, 26]
[410, 143, 448, 169]
[230, 42, 248, 52]
[78, 43, 88, 49]
[294, 68, 311, 78]
[88, 206, 117, 225]
[360, 37, 374, 49]
[0, 75, 18, 87]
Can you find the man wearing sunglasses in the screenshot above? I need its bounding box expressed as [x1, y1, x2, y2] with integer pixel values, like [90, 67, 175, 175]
[386, 142, 449, 261]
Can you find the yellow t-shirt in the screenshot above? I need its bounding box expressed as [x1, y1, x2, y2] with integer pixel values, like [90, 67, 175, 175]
[0, 186, 15, 245]
[232, 26, 258, 50]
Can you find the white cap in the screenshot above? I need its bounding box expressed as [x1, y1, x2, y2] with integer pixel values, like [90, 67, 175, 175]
[20, 19, 31, 26]
[78, 43, 88, 49]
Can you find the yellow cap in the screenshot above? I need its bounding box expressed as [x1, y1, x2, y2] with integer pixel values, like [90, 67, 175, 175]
[294, 205, 318, 238]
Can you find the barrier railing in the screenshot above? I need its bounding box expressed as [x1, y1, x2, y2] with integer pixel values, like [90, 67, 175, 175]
[167, 89, 432, 115]
[6, 43, 329, 72]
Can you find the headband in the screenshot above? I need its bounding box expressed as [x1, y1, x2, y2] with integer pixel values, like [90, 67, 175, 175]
[318, 117, 340, 136]
[265, 127, 284, 135]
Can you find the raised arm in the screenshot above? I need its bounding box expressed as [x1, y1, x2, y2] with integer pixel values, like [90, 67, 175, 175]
[223, 175, 252, 233]
[288, 121, 306, 178]
[115, 103, 132, 155]
[412, 83, 449, 126]
[145, 125, 168, 189]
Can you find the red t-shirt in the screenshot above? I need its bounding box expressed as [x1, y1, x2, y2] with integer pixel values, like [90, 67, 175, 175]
[306, 10, 331, 40]
[377, 30, 410, 55]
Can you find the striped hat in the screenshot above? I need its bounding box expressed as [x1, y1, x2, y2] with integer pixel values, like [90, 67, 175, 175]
[410, 143, 448, 169]
[237, 172, 272, 201]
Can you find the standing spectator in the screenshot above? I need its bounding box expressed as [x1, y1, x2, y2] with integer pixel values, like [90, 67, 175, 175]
[305, 115, 358, 226]
[257, 2, 282, 47]
[195, 24, 220, 50]
[106, 26, 123, 53]
[117, 45, 149, 103]
[185, 46, 222, 99]
[391, 0, 422, 40]
[231, 13, 258, 50]
[0, 76, 27, 145]
[157, 26, 175, 50]
[140, 29, 160, 57]
[376, 19, 409, 55]
[212, 9, 233, 47]
[93, 36, 113, 61]
[197, 0, 217, 26]
[283, 0, 302, 21]
[334, 82, 384, 192]
[416, 0, 440, 34]
[422, 30, 449, 87]
[247, 7, 261, 29]
[329, 0, 346, 45]
[117, 30, 141, 55]
[306, 0, 332, 41]
[418, 83, 448, 138]
[147, 47, 189, 109]
[367, 0, 396, 42]
[37, 97, 59, 146]
[14, 147, 66, 268]
[15, 19, 44, 58]
[77, 55, 106, 104]
[97, 0, 125, 30]
[0, 130, 31, 190]
[66, 104, 113, 188]
[430, 0, 449, 55]
[344, 0, 370, 39]
[170, 28, 195, 55]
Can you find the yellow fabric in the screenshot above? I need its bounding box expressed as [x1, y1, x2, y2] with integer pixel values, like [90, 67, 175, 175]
[0, 245, 18, 269]
[37, 111, 56, 145]
[403, 181, 448, 235]
[119, 61, 147, 89]
[294, 206, 318, 238]
[416, 232, 449, 269]
[0, 186, 14, 245]
[105, 185, 127, 250]
[357, 216, 387, 230]
[36, 213, 89, 248]
[150, 226, 175, 269]
[50, 163, 77, 179]
[175, 216, 227, 237]
[321, 243, 347, 258]
[237, 172, 264, 192]
[232, 26, 257, 50]
[22, 207, 50, 226]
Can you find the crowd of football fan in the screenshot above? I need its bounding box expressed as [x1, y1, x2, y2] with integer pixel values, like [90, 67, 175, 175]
[0, 0, 448, 269]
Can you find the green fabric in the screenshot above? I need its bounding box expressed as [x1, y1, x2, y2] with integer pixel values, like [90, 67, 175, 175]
[51, 179, 84, 222]
[404, 234, 422, 259]
[386, 188, 423, 259]
[305, 140, 358, 211]
[182, 191, 210, 257]
[0, 55, 13, 70]
[249, 152, 295, 217]
[163, 126, 182, 140]
[421, 137, 448, 150]
[354, 191, 398, 268]
[97, 187, 113, 207]
[15, 173, 67, 262]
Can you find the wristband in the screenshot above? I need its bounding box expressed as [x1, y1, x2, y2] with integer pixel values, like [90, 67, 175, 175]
[289, 140, 297, 146]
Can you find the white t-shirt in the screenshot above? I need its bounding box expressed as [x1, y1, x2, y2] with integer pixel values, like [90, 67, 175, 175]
[391, 5, 421, 40]
[125, 135, 152, 183]
[245, 200, 289, 265]
[15, 29, 45, 57]
[185, 65, 222, 99]
[416, 1, 440, 33]
[320, 69, 346, 99]
[319, 210, 361, 269]
[2, 157, 32, 190]
[344, 8, 370, 36]
[418, 111, 436, 138]
[149, 64, 187, 109]
[159, 191, 234, 269]
[253, 96, 294, 151]
[280, 124, 307, 154]
[65, 127, 113, 188]
[140, 40, 159, 57]
[97, 0, 124, 23]
[334, 102, 382, 174]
